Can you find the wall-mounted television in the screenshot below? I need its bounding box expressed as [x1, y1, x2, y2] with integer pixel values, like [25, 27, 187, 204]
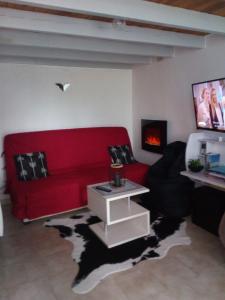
[192, 77, 225, 132]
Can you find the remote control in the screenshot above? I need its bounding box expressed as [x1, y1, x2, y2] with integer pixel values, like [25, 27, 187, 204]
[95, 186, 112, 192]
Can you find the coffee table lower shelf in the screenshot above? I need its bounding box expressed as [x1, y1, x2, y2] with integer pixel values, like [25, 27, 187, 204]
[90, 214, 150, 248]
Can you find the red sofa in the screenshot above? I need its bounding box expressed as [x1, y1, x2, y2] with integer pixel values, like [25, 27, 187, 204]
[4, 127, 149, 221]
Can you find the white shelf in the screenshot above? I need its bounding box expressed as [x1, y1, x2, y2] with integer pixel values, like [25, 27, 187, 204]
[199, 139, 225, 145]
[109, 198, 149, 224]
[181, 170, 225, 190]
[90, 215, 150, 248]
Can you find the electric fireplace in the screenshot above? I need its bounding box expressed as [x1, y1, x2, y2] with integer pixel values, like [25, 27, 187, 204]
[141, 120, 167, 154]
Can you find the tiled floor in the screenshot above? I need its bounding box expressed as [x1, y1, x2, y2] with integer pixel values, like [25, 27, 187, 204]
[0, 204, 225, 300]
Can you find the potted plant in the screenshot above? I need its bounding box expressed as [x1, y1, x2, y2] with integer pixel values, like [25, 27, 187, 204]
[188, 159, 204, 172]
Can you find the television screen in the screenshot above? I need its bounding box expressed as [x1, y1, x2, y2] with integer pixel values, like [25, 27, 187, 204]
[192, 78, 225, 132]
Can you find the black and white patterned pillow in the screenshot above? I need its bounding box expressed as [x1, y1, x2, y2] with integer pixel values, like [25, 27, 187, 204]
[14, 152, 48, 181]
[108, 145, 136, 164]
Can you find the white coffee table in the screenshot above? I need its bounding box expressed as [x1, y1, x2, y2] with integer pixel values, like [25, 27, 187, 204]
[87, 179, 150, 248]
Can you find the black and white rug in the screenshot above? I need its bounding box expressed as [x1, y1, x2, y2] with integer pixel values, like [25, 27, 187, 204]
[44, 211, 191, 294]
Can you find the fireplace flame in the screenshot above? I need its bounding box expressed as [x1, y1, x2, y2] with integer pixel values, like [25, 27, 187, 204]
[145, 136, 161, 146]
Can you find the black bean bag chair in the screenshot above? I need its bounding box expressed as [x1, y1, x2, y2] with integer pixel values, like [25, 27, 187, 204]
[142, 141, 194, 217]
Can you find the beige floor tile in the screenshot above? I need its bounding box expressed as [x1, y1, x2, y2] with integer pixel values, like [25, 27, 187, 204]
[0, 295, 9, 300]
[48, 268, 81, 300]
[85, 277, 127, 300]
[0, 288, 9, 300]
[0, 249, 31, 268]
[0, 235, 33, 267]
[0, 262, 30, 289]
[114, 267, 168, 300]
[7, 278, 57, 300]
[23, 255, 50, 282]
[41, 248, 76, 278]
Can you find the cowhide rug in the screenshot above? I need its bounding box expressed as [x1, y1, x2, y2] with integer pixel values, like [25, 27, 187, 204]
[44, 211, 191, 294]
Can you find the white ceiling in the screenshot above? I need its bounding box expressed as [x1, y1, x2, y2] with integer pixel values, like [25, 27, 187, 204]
[0, 0, 225, 69]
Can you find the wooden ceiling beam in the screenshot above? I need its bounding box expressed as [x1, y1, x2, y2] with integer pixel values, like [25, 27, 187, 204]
[0, 56, 134, 69]
[0, 29, 175, 58]
[0, 44, 151, 65]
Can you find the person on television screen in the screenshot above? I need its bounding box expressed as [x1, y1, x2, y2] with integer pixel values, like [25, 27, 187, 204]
[219, 80, 225, 97]
[221, 96, 225, 126]
[210, 88, 224, 128]
[197, 88, 212, 128]
[219, 80, 225, 123]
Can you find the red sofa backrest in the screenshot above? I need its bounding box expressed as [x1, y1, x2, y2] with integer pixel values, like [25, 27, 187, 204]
[4, 127, 131, 188]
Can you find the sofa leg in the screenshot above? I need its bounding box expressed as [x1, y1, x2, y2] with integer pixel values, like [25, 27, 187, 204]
[22, 218, 31, 224]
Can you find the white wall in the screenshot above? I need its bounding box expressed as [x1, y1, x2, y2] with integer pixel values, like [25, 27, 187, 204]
[0, 64, 132, 199]
[133, 35, 225, 165]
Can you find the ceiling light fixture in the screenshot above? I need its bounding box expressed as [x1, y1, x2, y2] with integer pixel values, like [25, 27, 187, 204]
[112, 19, 127, 30]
